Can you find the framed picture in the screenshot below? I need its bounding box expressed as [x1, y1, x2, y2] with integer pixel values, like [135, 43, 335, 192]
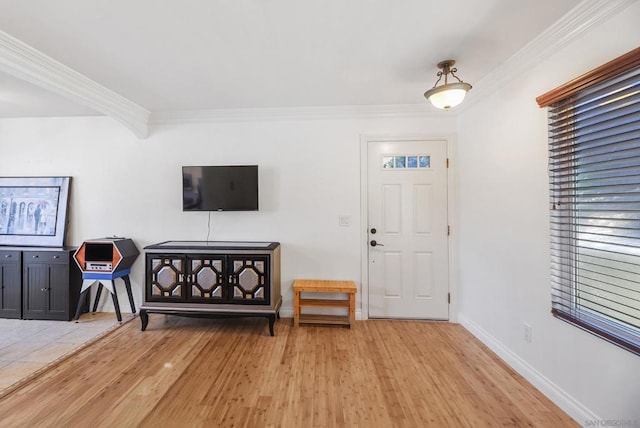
[0, 177, 71, 247]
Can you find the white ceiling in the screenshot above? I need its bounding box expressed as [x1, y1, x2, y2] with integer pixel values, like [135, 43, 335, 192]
[0, 0, 581, 119]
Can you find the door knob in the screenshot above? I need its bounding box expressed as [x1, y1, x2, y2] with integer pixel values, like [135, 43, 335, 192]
[370, 240, 384, 247]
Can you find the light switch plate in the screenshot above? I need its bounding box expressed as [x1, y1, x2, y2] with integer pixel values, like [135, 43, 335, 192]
[338, 215, 351, 227]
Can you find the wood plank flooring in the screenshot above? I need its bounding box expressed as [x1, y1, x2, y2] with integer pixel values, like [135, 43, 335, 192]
[0, 316, 577, 427]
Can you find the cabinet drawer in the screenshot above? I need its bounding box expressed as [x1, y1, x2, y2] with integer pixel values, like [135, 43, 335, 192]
[23, 251, 68, 264]
[0, 250, 21, 262]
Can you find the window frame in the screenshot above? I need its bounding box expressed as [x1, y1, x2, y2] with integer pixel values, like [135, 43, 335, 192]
[538, 47, 640, 356]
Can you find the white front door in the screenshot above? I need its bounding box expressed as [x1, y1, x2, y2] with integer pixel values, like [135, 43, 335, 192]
[367, 139, 449, 319]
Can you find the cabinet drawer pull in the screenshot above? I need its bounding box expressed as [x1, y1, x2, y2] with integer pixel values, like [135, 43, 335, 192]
[4, 254, 10, 258]
[53, 255, 60, 259]
[32, 255, 39, 259]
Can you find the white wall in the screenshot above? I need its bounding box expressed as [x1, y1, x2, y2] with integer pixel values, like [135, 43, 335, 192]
[0, 112, 456, 316]
[456, 1, 640, 423]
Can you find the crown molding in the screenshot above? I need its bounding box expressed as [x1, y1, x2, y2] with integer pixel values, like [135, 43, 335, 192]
[459, 0, 637, 112]
[0, 30, 150, 138]
[150, 104, 450, 125]
[1, 0, 631, 132]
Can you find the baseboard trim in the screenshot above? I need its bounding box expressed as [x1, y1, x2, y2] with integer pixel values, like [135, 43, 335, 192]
[458, 314, 598, 425]
[279, 308, 294, 319]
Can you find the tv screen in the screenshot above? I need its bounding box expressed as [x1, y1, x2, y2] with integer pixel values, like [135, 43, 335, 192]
[84, 243, 113, 262]
[182, 165, 259, 211]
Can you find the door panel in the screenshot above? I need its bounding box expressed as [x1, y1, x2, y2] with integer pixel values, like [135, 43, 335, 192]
[188, 256, 225, 301]
[383, 184, 402, 233]
[146, 255, 187, 302]
[414, 184, 432, 233]
[23, 263, 47, 318]
[414, 252, 434, 298]
[228, 255, 269, 305]
[0, 261, 22, 318]
[47, 264, 69, 317]
[368, 140, 449, 319]
[382, 251, 402, 298]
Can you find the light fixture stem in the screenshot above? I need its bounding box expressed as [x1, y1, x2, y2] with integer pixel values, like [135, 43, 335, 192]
[432, 73, 444, 88]
[439, 60, 455, 85]
[435, 59, 465, 85]
[450, 68, 464, 84]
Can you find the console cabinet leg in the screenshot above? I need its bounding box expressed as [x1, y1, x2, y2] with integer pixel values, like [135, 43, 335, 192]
[268, 314, 276, 336]
[140, 310, 149, 331]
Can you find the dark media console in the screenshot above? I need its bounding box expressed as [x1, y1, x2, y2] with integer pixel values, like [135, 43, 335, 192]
[0, 247, 83, 321]
[140, 241, 281, 335]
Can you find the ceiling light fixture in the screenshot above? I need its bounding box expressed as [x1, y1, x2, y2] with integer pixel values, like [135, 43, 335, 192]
[424, 60, 472, 110]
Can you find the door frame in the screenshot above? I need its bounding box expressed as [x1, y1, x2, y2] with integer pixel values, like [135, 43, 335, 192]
[359, 134, 459, 322]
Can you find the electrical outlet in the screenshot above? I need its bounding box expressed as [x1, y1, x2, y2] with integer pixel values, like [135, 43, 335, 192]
[524, 323, 532, 343]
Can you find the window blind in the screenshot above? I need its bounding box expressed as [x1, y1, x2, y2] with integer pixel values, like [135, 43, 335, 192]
[548, 62, 640, 355]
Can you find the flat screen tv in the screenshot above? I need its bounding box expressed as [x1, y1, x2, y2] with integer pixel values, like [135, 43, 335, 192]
[182, 165, 259, 211]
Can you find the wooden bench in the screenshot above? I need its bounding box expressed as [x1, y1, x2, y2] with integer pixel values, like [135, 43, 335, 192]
[293, 279, 356, 327]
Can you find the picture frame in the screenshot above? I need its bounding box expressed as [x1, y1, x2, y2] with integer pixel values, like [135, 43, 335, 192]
[0, 177, 71, 247]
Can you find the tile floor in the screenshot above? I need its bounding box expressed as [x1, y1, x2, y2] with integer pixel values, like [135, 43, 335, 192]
[0, 312, 134, 394]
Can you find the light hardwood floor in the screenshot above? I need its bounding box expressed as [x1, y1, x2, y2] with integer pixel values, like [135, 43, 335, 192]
[0, 316, 577, 427]
[0, 313, 134, 394]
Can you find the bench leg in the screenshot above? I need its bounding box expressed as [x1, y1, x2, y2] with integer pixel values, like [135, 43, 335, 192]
[294, 290, 300, 327]
[349, 292, 355, 327]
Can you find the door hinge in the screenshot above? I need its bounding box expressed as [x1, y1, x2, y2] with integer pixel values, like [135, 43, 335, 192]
[446, 158, 450, 168]
[447, 225, 450, 236]
[448, 293, 451, 304]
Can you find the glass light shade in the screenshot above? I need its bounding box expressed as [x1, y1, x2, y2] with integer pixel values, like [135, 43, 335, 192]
[424, 82, 472, 110]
